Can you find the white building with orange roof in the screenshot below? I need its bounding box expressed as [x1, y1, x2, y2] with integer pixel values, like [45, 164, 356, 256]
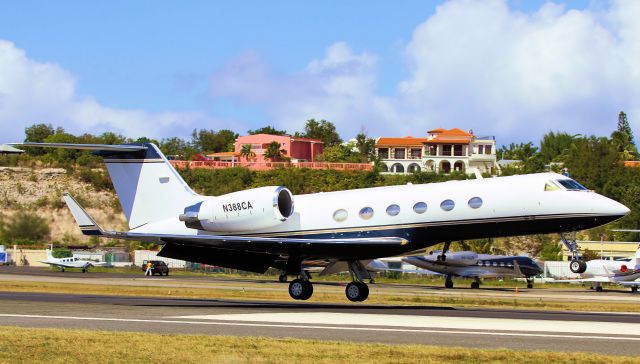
[375, 128, 497, 175]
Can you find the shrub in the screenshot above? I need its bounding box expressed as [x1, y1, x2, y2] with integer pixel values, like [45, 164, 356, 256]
[0, 210, 51, 245]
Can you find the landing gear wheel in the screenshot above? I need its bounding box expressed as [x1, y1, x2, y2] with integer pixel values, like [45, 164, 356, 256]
[632, 286, 638, 293]
[346, 282, 369, 302]
[445, 280, 454, 289]
[438, 255, 447, 262]
[278, 274, 288, 283]
[288, 279, 313, 300]
[60, 268, 65, 272]
[470, 281, 480, 289]
[569, 259, 587, 274]
[527, 283, 533, 289]
[82, 268, 87, 273]
[595, 286, 603, 292]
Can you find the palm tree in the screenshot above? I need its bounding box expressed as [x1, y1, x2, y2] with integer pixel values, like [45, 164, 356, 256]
[264, 141, 287, 161]
[240, 144, 256, 162]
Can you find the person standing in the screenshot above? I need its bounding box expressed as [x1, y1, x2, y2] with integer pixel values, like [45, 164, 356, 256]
[145, 261, 153, 276]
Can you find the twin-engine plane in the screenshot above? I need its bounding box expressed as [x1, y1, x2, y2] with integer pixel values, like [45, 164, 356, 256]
[13, 142, 630, 302]
[403, 251, 542, 289]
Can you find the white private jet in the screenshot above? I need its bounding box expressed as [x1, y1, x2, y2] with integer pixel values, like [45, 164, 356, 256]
[402, 251, 543, 289]
[40, 249, 106, 272]
[12, 142, 630, 302]
[549, 247, 640, 292]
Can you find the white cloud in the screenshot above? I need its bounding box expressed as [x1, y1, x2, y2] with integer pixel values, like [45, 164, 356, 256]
[208, 0, 640, 143]
[0, 40, 220, 142]
[209, 42, 398, 136]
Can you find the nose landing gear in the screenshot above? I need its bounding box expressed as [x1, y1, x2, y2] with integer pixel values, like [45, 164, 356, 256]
[560, 232, 587, 274]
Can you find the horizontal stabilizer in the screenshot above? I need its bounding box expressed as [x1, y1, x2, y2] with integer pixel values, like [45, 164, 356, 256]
[9, 142, 147, 152]
[63, 193, 104, 236]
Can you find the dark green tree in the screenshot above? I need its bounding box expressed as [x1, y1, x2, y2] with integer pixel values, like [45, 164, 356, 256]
[248, 126, 287, 136]
[540, 131, 577, 163]
[617, 111, 635, 146]
[355, 132, 376, 162]
[295, 119, 342, 147]
[264, 141, 287, 161]
[24, 123, 55, 155]
[0, 210, 51, 244]
[191, 129, 238, 153]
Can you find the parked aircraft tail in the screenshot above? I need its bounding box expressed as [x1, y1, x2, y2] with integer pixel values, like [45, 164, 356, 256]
[12, 143, 201, 229]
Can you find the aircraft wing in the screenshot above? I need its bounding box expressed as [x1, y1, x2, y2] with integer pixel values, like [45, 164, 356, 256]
[63, 193, 409, 255]
[550, 277, 612, 283]
[619, 281, 640, 287]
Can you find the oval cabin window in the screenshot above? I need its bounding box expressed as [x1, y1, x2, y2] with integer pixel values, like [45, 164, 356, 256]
[413, 202, 427, 214]
[386, 204, 400, 216]
[333, 209, 348, 222]
[440, 199, 455, 211]
[359, 207, 374, 220]
[468, 197, 483, 209]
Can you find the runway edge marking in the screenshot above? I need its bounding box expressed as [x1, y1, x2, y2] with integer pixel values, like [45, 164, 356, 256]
[1, 314, 640, 342]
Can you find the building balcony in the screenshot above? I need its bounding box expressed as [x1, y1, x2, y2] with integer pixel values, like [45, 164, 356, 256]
[470, 153, 496, 161]
[170, 160, 373, 172]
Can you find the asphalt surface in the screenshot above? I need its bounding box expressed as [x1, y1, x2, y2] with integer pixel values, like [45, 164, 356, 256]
[1, 290, 639, 356]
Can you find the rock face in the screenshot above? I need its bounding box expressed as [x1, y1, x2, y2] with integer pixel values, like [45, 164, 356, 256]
[0, 167, 127, 243]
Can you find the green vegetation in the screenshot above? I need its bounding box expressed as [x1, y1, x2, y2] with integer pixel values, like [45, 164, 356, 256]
[0, 210, 50, 245]
[1, 326, 634, 364]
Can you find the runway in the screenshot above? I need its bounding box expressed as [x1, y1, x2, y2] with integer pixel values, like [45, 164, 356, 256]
[0, 291, 639, 356]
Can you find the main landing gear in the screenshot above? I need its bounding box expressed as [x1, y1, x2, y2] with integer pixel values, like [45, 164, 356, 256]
[560, 232, 587, 274]
[345, 261, 371, 302]
[288, 270, 313, 300]
[445, 275, 454, 289]
[470, 278, 481, 289]
[436, 241, 452, 262]
[526, 277, 533, 289]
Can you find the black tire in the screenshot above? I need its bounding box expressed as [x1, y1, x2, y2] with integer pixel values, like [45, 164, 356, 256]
[632, 286, 638, 293]
[595, 286, 603, 292]
[300, 281, 313, 300]
[470, 281, 480, 289]
[527, 283, 533, 289]
[346, 282, 369, 302]
[289, 279, 313, 300]
[570, 259, 587, 274]
[445, 280, 454, 289]
[82, 268, 87, 273]
[165, 271, 169, 276]
[278, 274, 288, 283]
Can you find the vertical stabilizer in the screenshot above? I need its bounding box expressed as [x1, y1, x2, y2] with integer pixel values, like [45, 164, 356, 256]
[100, 143, 201, 228]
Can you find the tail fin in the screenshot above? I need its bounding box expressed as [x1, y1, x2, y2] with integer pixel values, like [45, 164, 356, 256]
[63, 193, 105, 236]
[14, 142, 201, 229]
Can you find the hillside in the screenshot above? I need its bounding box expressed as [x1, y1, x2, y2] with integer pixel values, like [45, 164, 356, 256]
[0, 166, 126, 245]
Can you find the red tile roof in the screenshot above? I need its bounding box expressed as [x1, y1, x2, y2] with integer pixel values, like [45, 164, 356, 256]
[376, 137, 429, 147]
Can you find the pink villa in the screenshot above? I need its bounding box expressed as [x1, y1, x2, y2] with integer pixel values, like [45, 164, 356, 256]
[171, 133, 371, 171]
[233, 134, 324, 163]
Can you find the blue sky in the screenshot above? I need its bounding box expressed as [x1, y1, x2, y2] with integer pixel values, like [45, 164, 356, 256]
[0, 0, 637, 145]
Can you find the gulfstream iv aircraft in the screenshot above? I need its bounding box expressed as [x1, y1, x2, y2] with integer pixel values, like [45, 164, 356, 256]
[402, 251, 542, 289]
[13, 142, 630, 302]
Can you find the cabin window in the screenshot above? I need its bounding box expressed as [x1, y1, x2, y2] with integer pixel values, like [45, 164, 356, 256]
[557, 179, 588, 191]
[413, 202, 427, 214]
[440, 199, 455, 211]
[333, 209, 348, 222]
[544, 182, 561, 191]
[386, 204, 400, 216]
[359, 207, 374, 220]
[468, 197, 483, 209]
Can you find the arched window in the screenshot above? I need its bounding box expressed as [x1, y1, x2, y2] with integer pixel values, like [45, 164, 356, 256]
[359, 207, 374, 220]
[333, 209, 348, 222]
[386, 204, 400, 216]
[408, 163, 421, 173]
[413, 202, 427, 214]
[440, 199, 455, 211]
[391, 163, 404, 173]
[468, 197, 483, 209]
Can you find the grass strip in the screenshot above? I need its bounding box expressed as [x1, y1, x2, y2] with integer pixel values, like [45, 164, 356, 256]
[1, 279, 639, 312]
[0, 326, 636, 364]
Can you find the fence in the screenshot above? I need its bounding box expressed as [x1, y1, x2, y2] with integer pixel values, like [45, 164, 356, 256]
[170, 160, 373, 171]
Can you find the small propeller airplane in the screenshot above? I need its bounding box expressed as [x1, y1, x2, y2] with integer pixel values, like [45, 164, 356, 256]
[9, 141, 630, 301]
[40, 248, 107, 273]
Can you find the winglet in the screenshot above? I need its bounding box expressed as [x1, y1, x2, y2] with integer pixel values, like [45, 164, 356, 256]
[513, 260, 524, 278]
[63, 193, 104, 236]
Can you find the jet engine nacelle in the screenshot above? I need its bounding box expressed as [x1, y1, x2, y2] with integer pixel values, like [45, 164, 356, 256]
[179, 186, 294, 232]
[441, 251, 479, 266]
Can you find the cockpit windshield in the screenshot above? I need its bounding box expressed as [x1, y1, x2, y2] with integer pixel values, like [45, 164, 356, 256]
[557, 179, 588, 191]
